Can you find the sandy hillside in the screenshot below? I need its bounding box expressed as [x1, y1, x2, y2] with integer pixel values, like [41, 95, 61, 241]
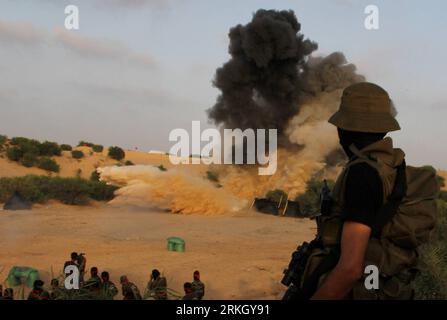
[0, 204, 316, 300]
[0, 146, 206, 180]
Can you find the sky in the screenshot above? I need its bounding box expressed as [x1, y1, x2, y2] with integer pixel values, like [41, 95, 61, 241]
[0, 0, 446, 168]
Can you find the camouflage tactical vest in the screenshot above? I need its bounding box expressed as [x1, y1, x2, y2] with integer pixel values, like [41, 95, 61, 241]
[303, 138, 438, 299]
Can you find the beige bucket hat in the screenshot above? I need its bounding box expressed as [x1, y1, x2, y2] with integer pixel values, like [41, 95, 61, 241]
[328, 82, 400, 133]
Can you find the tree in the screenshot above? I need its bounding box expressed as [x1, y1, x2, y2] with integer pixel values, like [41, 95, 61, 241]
[92, 145, 104, 153]
[78, 141, 94, 147]
[39, 141, 62, 156]
[71, 150, 84, 159]
[60, 144, 73, 151]
[108, 146, 125, 161]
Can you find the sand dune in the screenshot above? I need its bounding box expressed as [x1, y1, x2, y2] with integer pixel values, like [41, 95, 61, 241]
[0, 146, 201, 180]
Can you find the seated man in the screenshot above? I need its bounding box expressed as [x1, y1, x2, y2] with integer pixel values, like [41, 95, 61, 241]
[146, 269, 168, 300]
[83, 267, 101, 294]
[49, 279, 64, 300]
[182, 282, 197, 300]
[120, 275, 142, 300]
[100, 271, 118, 300]
[27, 280, 50, 300]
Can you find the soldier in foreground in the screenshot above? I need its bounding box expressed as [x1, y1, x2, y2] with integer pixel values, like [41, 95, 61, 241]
[282, 82, 438, 300]
[191, 270, 205, 300]
[146, 269, 168, 300]
[120, 275, 142, 300]
[100, 271, 118, 300]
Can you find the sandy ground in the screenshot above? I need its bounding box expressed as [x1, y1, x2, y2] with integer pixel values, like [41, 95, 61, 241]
[0, 203, 316, 300]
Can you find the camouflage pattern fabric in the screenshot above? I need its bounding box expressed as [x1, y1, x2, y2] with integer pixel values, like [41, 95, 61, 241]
[122, 282, 142, 300]
[101, 281, 119, 300]
[192, 280, 205, 300]
[147, 277, 168, 300]
[27, 289, 50, 300]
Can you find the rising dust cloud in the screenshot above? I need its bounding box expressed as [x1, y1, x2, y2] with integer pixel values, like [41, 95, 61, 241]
[99, 10, 365, 214]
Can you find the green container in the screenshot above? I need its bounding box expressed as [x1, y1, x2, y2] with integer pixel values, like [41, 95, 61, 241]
[7, 266, 40, 288]
[167, 237, 185, 252]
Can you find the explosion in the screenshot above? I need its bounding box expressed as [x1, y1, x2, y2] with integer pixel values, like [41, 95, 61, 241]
[100, 9, 365, 214]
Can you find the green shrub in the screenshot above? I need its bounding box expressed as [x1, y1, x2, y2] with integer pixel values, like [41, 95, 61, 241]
[7, 147, 24, 161]
[414, 199, 447, 299]
[88, 180, 118, 201]
[38, 157, 60, 173]
[266, 189, 288, 203]
[108, 146, 125, 161]
[9, 137, 40, 157]
[92, 145, 104, 153]
[0, 134, 7, 146]
[10, 137, 35, 146]
[90, 170, 100, 182]
[206, 170, 219, 183]
[38, 141, 61, 156]
[20, 153, 38, 168]
[71, 150, 84, 159]
[157, 164, 167, 171]
[60, 144, 73, 151]
[125, 160, 135, 166]
[295, 178, 335, 217]
[440, 191, 447, 202]
[0, 175, 117, 205]
[78, 141, 94, 148]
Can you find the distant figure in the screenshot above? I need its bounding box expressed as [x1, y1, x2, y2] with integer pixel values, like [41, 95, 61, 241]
[27, 280, 50, 300]
[192, 270, 205, 300]
[146, 269, 167, 300]
[64, 252, 86, 284]
[182, 282, 197, 300]
[2, 288, 14, 300]
[84, 267, 101, 294]
[64, 252, 78, 270]
[76, 253, 87, 283]
[100, 271, 118, 300]
[120, 275, 142, 300]
[49, 279, 64, 300]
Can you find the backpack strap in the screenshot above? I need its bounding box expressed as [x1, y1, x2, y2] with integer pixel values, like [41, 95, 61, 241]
[372, 160, 407, 237]
[348, 143, 408, 236]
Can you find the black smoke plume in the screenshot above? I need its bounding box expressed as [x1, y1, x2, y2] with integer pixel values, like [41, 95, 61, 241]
[208, 9, 364, 142]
